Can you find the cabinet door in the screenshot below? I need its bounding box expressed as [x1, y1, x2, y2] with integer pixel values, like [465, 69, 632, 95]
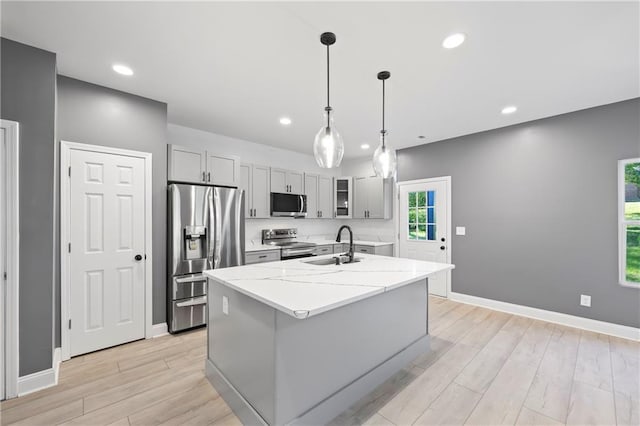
[252, 165, 271, 218]
[353, 177, 368, 219]
[270, 168, 287, 193]
[304, 174, 319, 219]
[317, 176, 333, 219]
[206, 153, 239, 187]
[335, 177, 352, 218]
[168, 145, 205, 184]
[287, 171, 304, 194]
[367, 177, 386, 219]
[239, 163, 252, 218]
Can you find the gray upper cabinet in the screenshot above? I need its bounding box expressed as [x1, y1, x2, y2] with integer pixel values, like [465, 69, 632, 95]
[353, 176, 393, 219]
[168, 144, 206, 184]
[304, 174, 319, 218]
[271, 168, 304, 194]
[317, 175, 333, 219]
[241, 163, 270, 219]
[304, 174, 333, 219]
[206, 152, 240, 187]
[168, 144, 239, 187]
[334, 177, 353, 219]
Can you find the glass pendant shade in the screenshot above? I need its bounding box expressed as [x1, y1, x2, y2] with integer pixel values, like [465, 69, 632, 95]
[313, 112, 344, 168]
[372, 134, 397, 179]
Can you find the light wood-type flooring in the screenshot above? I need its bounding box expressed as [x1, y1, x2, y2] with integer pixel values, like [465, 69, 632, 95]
[1, 297, 638, 425]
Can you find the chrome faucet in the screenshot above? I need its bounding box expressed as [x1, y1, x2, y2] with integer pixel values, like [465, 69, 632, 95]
[335, 225, 354, 263]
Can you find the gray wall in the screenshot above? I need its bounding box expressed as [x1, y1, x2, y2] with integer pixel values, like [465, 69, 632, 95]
[56, 76, 168, 346]
[1, 38, 57, 375]
[399, 98, 640, 328]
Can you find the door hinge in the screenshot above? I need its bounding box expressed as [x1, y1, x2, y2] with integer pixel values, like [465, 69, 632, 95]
[68, 166, 71, 177]
[68, 242, 71, 253]
[68, 319, 72, 329]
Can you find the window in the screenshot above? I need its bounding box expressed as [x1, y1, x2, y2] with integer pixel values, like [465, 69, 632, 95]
[620, 158, 640, 287]
[408, 190, 436, 240]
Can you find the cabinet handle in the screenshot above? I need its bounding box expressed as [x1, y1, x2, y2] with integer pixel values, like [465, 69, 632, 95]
[202, 172, 206, 182]
[258, 255, 267, 259]
[253, 208, 256, 217]
[207, 172, 211, 182]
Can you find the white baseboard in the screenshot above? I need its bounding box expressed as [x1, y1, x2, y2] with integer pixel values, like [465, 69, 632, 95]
[449, 292, 640, 342]
[17, 347, 62, 396]
[150, 322, 169, 338]
[17, 368, 55, 396]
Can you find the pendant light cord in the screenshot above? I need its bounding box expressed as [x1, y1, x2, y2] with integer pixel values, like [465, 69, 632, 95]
[381, 79, 386, 148]
[326, 44, 331, 128]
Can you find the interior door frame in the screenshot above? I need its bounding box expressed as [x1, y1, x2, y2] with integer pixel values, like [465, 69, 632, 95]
[1, 120, 20, 399]
[60, 141, 153, 361]
[396, 176, 452, 296]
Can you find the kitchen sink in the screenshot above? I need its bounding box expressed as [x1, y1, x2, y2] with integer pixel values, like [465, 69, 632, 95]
[304, 257, 362, 266]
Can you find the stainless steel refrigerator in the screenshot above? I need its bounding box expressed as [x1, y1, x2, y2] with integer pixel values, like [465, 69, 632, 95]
[168, 183, 244, 333]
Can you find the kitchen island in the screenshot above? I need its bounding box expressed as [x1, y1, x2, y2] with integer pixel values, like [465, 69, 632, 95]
[204, 254, 454, 425]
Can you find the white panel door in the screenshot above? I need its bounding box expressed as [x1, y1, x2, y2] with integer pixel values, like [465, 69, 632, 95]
[305, 174, 318, 218]
[252, 165, 270, 218]
[69, 149, 146, 356]
[239, 163, 251, 218]
[318, 176, 333, 219]
[0, 128, 5, 400]
[399, 180, 450, 297]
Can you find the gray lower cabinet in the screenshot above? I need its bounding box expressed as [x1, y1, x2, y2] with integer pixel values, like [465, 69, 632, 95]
[245, 250, 281, 265]
[313, 244, 333, 256]
[354, 244, 393, 257]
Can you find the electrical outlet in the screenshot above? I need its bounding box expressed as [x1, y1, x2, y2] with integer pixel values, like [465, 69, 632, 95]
[222, 296, 229, 315]
[456, 226, 466, 236]
[580, 294, 591, 307]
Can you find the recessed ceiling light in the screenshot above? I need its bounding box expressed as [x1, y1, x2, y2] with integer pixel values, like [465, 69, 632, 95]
[442, 33, 466, 49]
[360, 144, 370, 150]
[501, 105, 518, 115]
[112, 64, 133, 76]
[279, 117, 292, 126]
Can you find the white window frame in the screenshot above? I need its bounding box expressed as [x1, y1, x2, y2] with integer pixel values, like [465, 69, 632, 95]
[619, 157, 640, 288]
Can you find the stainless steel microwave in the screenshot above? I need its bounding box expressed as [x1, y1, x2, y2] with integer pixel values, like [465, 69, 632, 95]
[271, 193, 307, 218]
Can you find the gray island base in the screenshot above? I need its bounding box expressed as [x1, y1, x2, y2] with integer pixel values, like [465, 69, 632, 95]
[204, 254, 454, 425]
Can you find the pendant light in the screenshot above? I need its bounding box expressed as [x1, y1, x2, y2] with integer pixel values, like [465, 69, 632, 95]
[372, 71, 397, 179]
[313, 32, 344, 169]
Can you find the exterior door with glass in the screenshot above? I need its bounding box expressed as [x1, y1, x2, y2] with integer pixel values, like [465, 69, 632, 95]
[399, 178, 450, 297]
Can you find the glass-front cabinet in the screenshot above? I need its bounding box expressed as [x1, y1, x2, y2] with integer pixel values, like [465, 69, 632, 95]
[334, 177, 353, 218]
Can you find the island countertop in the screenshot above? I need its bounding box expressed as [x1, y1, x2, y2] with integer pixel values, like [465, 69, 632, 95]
[204, 254, 454, 320]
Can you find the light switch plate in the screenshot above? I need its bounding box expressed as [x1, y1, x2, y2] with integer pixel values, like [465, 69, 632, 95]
[580, 294, 591, 307]
[456, 226, 466, 236]
[222, 296, 229, 315]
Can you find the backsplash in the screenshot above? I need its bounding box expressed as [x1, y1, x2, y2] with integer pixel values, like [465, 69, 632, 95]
[244, 217, 396, 244]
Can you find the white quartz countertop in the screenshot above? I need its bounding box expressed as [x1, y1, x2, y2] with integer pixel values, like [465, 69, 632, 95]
[245, 243, 281, 253]
[205, 254, 453, 319]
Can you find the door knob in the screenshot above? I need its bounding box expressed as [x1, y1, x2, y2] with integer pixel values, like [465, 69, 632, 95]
[440, 246, 446, 250]
[135, 254, 143, 261]
[441, 237, 446, 242]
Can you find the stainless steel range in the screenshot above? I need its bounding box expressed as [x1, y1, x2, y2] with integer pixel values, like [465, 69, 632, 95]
[262, 228, 317, 259]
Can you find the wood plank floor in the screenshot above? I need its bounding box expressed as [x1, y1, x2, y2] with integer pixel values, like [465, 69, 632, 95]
[2, 297, 638, 425]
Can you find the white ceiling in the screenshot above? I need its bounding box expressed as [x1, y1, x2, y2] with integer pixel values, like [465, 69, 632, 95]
[2, 1, 638, 158]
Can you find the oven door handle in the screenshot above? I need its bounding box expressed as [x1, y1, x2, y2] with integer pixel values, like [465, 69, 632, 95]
[176, 296, 207, 308]
[283, 248, 315, 257]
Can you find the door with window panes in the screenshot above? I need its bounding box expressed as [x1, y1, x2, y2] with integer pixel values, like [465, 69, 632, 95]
[399, 179, 450, 296]
[621, 159, 640, 287]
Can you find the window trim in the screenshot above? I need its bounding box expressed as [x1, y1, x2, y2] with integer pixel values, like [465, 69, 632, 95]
[619, 157, 640, 288]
